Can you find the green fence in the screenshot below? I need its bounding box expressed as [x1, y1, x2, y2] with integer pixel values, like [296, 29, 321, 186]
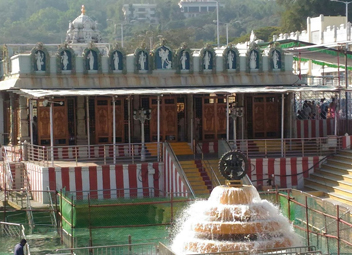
[261, 189, 352, 255]
[58, 188, 192, 248]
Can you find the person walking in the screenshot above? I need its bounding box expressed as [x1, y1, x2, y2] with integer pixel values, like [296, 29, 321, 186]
[14, 239, 27, 255]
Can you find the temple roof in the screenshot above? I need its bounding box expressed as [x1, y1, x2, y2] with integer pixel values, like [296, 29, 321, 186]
[66, 5, 102, 44]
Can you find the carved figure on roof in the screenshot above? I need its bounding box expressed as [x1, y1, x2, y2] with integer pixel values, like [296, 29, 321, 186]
[204, 51, 211, 70]
[159, 48, 171, 69]
[113, 51, 120, 70]
[87, 50, 95, 70]
[61, 51, 69, 70]
[272, 50, 280, 69]
[139, 52, 147, 70]
[250, 50, 257, 69]
[180, 51, 187, 70]
[228, 51, 235, 70]
[35, 51, 44, 71]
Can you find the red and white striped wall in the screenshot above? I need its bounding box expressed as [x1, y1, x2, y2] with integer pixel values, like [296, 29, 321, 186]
[342, 135, 352, 149]
[25, 162, 163, 203]
[26, 163, 45, 202]
[163, 147, 189, 197]
[296, 119, 334, 138]
[247, 156, 322, 189]
[196, 142, 218, 154]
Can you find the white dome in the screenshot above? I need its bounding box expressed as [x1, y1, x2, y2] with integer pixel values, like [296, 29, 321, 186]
[66, 5, 102, 44]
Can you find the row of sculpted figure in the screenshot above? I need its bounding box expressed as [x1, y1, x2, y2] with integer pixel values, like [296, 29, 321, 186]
[33, 47, 282, 72]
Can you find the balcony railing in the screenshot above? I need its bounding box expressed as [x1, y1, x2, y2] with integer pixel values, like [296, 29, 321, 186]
[24, 142, 162, 167]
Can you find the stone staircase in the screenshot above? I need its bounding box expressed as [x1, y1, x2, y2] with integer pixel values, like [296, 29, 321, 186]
[304, 149, 352, 206]
[169, 142, 194, 155]
[169, 142, 210, 196]
[205, 159, 227, 185]
[179, 160, 210, 196]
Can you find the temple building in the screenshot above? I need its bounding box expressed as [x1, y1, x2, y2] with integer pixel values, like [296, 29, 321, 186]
[0, 6, 345, 204]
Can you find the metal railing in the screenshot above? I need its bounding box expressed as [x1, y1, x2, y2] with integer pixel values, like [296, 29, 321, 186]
[196, 142, 221, 189]
[165, 142, 196, 198]
[300, 74, 348, 87]
[3, 147, 14, 189]
[0, 221, 31, 255]
[228, 137, 342, 159]
[61, 187, 167, 201]
[26, 142, 162, 166]
[51, 242, 158, 255]
[159, 242, 318, 255]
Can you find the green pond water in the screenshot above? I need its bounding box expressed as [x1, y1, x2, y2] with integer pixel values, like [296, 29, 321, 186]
[0, 211, 171, 254]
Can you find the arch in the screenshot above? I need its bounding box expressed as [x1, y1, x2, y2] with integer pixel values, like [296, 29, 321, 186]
[175, 43, 193, 74]
[222, 45, 240, 72]
[83, 44, 102, 73]
[153, 45, 173, 70]
[134, 43, 151, 74]
[56, 43, 76, 73]
[246, 43, 262, 72]
[108, 44, 126, 73]
[268, 46, 285, 71]
[30, 42, 50, 74]
[199, 44, 216, 73]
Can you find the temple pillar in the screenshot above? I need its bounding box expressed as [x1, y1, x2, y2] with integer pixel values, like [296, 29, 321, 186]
[133, 95, 141, 142]
[0, 93, 4, 145]
[17, 96, 29, 143]
[238, 94, 245, 139]
[76, 96, 87, 145]
[186, 94, 193, 143]
[9, 93, 15, 145]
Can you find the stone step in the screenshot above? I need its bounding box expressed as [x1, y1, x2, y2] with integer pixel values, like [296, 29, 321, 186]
[326, 158, 352, 169]
[305, 178, 352, 198]
[333, 154, 352, 163]
[322, 163, 352, 175]
[310, 173, 352, 191]
[315, 168, 352, 184]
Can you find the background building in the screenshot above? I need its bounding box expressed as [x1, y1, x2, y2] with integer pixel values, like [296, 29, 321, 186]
[178, 0, 224, 18]
[122, 3, 158, 24]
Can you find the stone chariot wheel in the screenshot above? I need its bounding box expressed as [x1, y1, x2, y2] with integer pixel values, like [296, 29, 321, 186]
[218, 151, 248, 180]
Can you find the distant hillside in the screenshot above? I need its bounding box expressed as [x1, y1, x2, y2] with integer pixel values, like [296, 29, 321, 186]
[0, 0, 284, 50]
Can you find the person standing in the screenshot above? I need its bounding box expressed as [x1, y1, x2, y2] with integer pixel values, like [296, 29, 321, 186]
[14, 239, 27, 255]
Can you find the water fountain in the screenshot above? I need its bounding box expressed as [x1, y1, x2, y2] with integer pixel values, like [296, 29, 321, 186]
[171, 151, 301, 254]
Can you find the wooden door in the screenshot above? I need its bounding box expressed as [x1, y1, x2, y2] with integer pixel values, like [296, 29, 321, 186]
[114, 98, 125, 143]
[95, 98, 111, 144]
[202, 96, 226, 140]
[37, 99, 68, 145]
[149, 97, 178, 141]
[252, 95, 280, 138]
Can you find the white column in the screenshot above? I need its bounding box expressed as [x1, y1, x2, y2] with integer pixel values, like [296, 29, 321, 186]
[76, 96, 87, 145]
[128, 96, 131, 156]
[281, 94, 285, 157]
[9, 93, 14, 145]
[50, 102, 54, 166]
[113, 97, 116, 164]
[29, 100, 33, 144]
[18, 96, 29, 143]
[86, 96, 91, 158]
[0, 93, 5, 145]
[216, 1, 220, 48]
[157, 95, 161, 161]
[226, 95, 229, 141]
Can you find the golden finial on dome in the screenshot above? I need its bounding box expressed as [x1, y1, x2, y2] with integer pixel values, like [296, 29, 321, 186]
[81, 5, 86, 15]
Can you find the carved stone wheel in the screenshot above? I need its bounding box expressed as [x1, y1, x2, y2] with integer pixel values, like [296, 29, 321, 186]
[218, 151, 248, 180]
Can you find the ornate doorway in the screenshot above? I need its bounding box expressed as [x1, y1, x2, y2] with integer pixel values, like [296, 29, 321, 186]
[147, 96, 181, 142]
[92, 97, 126, 144]
[37, 99, 69, 145]
[194, 95, 227, 141]
[246, 94, 280, 139]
